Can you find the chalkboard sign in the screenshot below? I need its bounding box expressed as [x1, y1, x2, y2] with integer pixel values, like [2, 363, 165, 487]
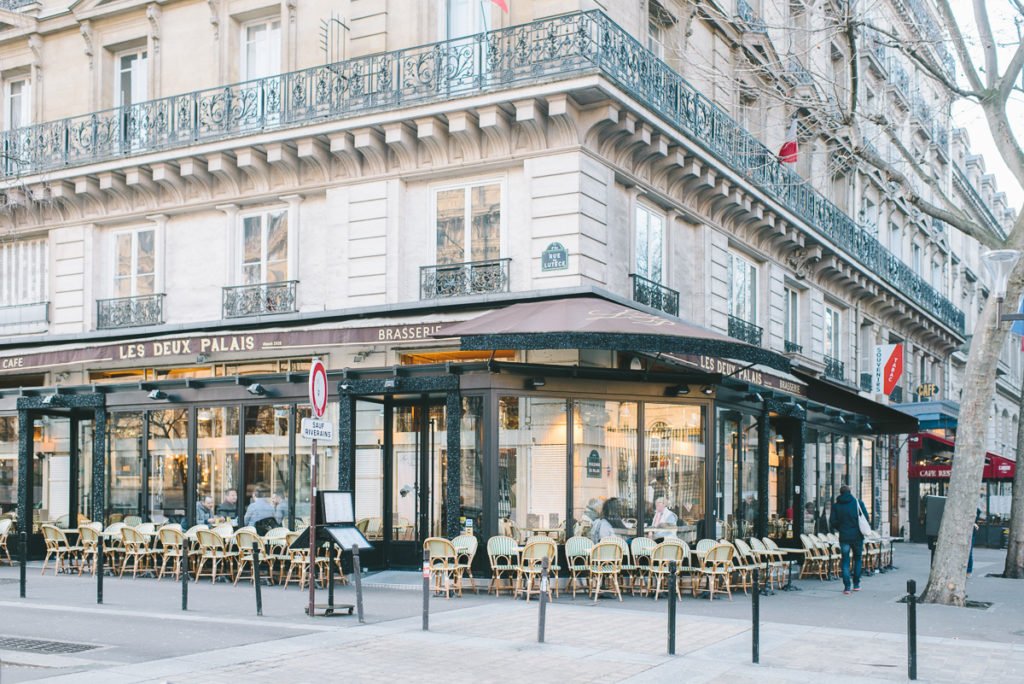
[586, 450, 602, 478]
[541, 242, 568, 271]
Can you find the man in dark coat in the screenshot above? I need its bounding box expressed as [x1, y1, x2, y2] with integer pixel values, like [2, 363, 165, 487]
[829, 485, 869, 594]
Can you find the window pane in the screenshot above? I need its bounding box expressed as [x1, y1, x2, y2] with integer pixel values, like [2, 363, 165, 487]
[243, 216, 262, 265]
[354, 400, 384, 539]
[265, 261, 287, 283]
[0, 416, 17, 512]
[148, 409, 189, 525]
[460, 396, 485, 537]
[436, 189, 465, 264]
[635, 208, 649, 279]
[107, 412, 144, 523]
[645, 404, 705, 543]
[116, 233, 132, 279]
[136, 274, 155, 296]
[196, 406, 240, 524]
[267, 211, 288, 269]
[716, 409, 758, 541]
[136, 230, 155, 276]
[243, 263, 261, 285]
[572, 400, 637, 542]
[470, 184, 500, 262]
[650, 214, 663, 283]
[242, 405, 291, 526]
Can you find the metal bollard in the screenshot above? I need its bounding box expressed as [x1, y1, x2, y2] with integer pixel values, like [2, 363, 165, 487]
[253, 542, 263, 617]
[907, 579, 917, 680]
[19, 532, 27, 598]
[352, 545, 365, 624]
[667, 560, 677, 655]
[422, 548, 430, 631]
[328, 547, 336, 609]
[181, 547, 189, 611]
[96, 536, 104, 604]
[538, 556, 550, 644]
[752, 567, 760, 664]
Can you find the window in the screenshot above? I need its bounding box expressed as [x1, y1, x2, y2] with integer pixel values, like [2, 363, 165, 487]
[114, 49, 147, 107]
[784, 287, 799, 345]
[113, 229, 155, 298]
[435, 182, 501, 265]
[911, 243, 921, 273]
[445, 0, 491, 39]
[647, 18, 664, 58]
[889, 223, 901, 258]
[241, 210, 288, 284]
[242, 18, 281, 80]
[0, 238, 46, 307]
[824, 305, 842, 360]
[4, 77, 29, 130]
[635, 203, 665, 283]
[931, 261, 941, 289]
[728, 253, 758, 323]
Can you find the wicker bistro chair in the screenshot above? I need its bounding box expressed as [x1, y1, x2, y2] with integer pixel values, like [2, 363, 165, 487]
[647, 541, 685, 600]
[695, 543, 734, 601]
[606, 536, 637, 593]
[123, 515, 143, 527]
[281, 535, 316, 589]
[120, 526, 158, 578]
[41, 524, 82, 575]
[453, 534, 479, 594]
[763, 537, 795, 586]
[0, 518, 12, 565]
[486, 535, 520, 596]
[798, 534, 827, 580]
[589, 540, 624, 601]
[194, 529, 237, 582]
[730, 539, 762, 595]
[156, 526, 186, 580]
[516, 537, 559, 602]
[630, 537, 657, 596]
[820, 534, 842, 577]
[672, 540, 699, 599]
[748, 537, 784, 590]
[565, 536, 594, 598]
[100, 522, 127, 569]
[78, 525, 101, 576]
[234, 529, 269, 585]
[424, 537, 460, 599]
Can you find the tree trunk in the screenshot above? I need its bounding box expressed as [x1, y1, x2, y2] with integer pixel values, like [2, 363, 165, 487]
[1003, 374, 1024, 578]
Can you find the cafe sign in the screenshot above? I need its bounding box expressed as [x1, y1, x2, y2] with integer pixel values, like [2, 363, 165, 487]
[673, 354, 807, 397]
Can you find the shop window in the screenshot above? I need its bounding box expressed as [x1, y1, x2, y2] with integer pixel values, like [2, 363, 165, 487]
[571, 400, 637, 541]
[4, 76, 30, 130]
[434, 182, 501, 265]
[240, 209, 288, 284]
[461, 396, 485, 536]
[107, 412, 144, 524]
[243, 405, 291, 526]
[354, 400, 384, 532]
[148, 409, 188, 524]
[634, 203, 664, 284]
[716, 409, 758, 541]
[644, 404, 706, 543]
[113, 228, 156, 298]
[294, 403, 338, 524]
[241, 18, 281, 80]
[0, 416, 18, 511]
[196, 406, 240, 523]
[727, 252, 758, 324]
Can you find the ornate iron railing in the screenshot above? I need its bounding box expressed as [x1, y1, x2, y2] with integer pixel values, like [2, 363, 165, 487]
[933, 124, 949, 158]
[910, 96, 933, 133]
[420, 259, 510, 299]
[222, 281, 297, 318]
[785, 56, 814, 85]
[864, 33, 888, 70]
[899, 0, 955, 79]
[736, 0, 768, 34]
[96, 293, 165, 329]
[0, 1, 35, 10]
[728, 314, 763, 346]
[824, 355, 845, 381]
[0, 10, 964, 334]
[784, 340, 803, 354]
[888, 59, 910, 100]
[630, 273, 679, 316]
[953, 165, 1004, 237]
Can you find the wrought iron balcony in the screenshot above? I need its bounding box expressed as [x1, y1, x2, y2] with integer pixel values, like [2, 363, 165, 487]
[860, 373, 873, 393]
[222, 281, 297, 318]
[953, 165, 1004, 237]
[736, 0, 767, 34]
[0, 301, 48, 331]
[420, 259, 510, 299]
[0, 1, 36, 9]
[824, 355, 845, 382]
[630, 274, 679, 316]
[728, 315, 763, 346]
[785, 56, 814, 86]
[0, 10, 964, 335]
[784, 340, 803, 354]
[97, 294, 165, 329]
[888, 59, 910, 101]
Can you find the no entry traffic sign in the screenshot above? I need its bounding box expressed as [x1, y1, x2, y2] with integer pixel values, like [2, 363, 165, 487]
[308, 358, 328, 418]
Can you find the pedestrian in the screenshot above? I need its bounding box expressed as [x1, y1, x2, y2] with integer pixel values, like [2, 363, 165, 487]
[967, 507, 982, 578]
[829, 484, 869, 595]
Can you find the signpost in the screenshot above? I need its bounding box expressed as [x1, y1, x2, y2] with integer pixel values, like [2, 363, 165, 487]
[304, 358, 330, 619]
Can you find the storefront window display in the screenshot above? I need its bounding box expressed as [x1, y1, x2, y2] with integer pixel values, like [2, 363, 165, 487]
[460, 396, 485, 535]
[147, 409, 188, 524]
[196, 406, 239, 522]
[645, 403, 705, 542]
[716, 409, 757, 541]
[0, 416, 17, 512]
[107, 412, 144, 523]
[572, 400, 637, 541]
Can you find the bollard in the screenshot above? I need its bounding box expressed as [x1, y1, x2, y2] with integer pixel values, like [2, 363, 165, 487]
[538, 556, 550, 643]
[181, 548, 189, 611]
[253, 542, 263, 617]
[352, 544, 365, 624]
[752, 567, 760, 664]
[96, 536, 104, 605]
[422, 548, 430, 631]
[19, 532, 27, 598]
[328, 547, 336, 610]
[907, 579, 917, 680]
[667, 560, 677, 655]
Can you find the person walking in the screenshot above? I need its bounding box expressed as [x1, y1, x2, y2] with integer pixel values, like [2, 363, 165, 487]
[829, 485, 869, 595]
[967, 507, 982, 578]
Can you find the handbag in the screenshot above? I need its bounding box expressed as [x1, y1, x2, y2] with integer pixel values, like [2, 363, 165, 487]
[856, 499, 872, 536]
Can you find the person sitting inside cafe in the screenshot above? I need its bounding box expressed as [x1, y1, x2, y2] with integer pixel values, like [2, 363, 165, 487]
[590, 497, 625, 542]
[195, 496, 214, 525]
[216, 488, 238, 518]
[244, 487, 277, 526]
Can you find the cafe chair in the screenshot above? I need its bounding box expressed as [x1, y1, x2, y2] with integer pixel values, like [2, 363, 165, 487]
[729, 539, 761, 595]
[194, 529, 237, 583]
[606, 536, 637, 593]
[589, 540, 624, 602]
[486, 535, 519, 596]
[453, 534, 479, 593]
[0, 518, 14, 565]
[630, 537, 657, 596]
[280, 533, 312, 588]
[516, 537, 558, 602]
[695, 543, 734, 601]
[565, 536, 594, 598]
[424, 537, 460, 598]
[763, 537, 793, 587]
[234, 529, 268, 585]
[157, 526, 186, 580]
[120, 526, 158, 578]
[41, 524, 81, 575]
[78, 525, 101, 576]
[648, 541, 684, 600]
[123, 515, 143, 527]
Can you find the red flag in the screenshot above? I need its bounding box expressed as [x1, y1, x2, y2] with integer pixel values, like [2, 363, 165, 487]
[778, 118, 798, 163]
[491, 0, 509, 12]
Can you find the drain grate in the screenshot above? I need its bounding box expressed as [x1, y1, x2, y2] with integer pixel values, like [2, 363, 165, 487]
[0, 636, 100, 654]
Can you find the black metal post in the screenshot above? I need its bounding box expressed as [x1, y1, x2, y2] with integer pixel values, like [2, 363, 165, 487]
[538, 556, 549, 643]
[19, 532, 27, 598]
[668, 560, 677, 655]
[96, 535, 104, 604]
[752, 567, 760, 664]
[253, 542, 263, 617]
[181, 546, 189, 611]
[328, 547, 335, 610]
[352, 545, 365, 624]
[907, 579, 917, 680]
[422, 548, 430, 631]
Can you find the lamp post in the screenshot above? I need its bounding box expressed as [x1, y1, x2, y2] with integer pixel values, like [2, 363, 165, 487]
[981, 249, 1023, 322]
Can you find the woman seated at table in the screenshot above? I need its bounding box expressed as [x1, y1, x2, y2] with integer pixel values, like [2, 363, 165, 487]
[650, 497, 678, 532]
[590, 497, 625, 542]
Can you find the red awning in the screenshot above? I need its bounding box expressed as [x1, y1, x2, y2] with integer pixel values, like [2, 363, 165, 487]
[907, 432, 1016, 480]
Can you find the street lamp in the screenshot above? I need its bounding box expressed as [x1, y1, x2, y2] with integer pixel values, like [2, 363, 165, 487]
[981, 249, 1022, 321]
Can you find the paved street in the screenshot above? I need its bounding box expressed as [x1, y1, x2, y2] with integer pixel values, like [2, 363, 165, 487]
[0, 544, 1021, 683]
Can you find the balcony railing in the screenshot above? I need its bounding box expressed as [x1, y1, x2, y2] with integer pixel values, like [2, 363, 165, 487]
[0, 301, 48, 331]
[824, 355, 845, 381]
[420, 259, 510, 299]
[97, 293, 165, 329]
[736, 0, 768, 34]
[0, 10, 964, 334]
[222, 281, 297, 318]
[953, 165, 1004, 237]
[860, 372, 873, 392]
[888, 59, 910, 101]
[728, 315, 763, 346]
[784, 340, 803, 354]
[0, 1, 35, 10]
[630, 274, 679, 316]
[785, 56, 814, 86]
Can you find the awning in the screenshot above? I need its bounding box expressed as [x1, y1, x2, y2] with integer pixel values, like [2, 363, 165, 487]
[908, 432, 1016, 480]
[655, 352, 808, 397]
[792, 370, 918, 434]
[435, 295, 791, 373]
[896, 400, 960, 430]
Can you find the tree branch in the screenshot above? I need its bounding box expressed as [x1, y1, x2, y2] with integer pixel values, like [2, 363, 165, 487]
[973, 0, 999, 89]
[998, 40, 1024, 105]
[936, 0, 986, 93]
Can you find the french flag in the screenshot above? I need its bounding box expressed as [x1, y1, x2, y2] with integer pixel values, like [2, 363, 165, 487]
[491, 0, 509, 11]
[778, 118, 798, 164]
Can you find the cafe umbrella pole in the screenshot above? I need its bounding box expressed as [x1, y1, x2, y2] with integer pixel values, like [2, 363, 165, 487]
[307, 437, 318, 618]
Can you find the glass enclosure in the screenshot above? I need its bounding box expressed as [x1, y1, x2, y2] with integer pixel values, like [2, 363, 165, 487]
[644, 403, 706, 542]
[572, 400, 637, 541]
[147, 409, 187, 524]
[716, 409, 758, 540]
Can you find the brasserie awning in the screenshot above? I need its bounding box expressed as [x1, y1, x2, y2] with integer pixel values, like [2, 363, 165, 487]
[435, 295, 791, 373]
[908, 431, 1016, 480]
[793, 369, 919, 434]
